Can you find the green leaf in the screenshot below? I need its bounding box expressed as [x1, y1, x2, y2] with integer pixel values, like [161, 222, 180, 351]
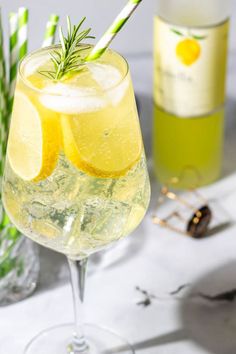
[171, 28, 184, 36]
[39, 17, 95, 80]
[192, 35, 207, 40]
[67, 16, 71, 38]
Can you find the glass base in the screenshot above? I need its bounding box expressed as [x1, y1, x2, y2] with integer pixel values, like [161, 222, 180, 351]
[24, 323, 135, 354]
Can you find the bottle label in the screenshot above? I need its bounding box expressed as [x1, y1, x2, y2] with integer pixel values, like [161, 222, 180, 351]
[154, 16, 229, 117]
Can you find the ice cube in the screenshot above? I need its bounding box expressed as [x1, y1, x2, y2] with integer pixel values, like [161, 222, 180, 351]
[88, 63, 122, 90]
[88, 63, 129, 106]
[79, 197, 131, 241]
[40, 83, 106, 114]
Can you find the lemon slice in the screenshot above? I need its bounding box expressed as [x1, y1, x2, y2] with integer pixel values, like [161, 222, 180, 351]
[8, 90, 60, 181]
[61, 108, 142, 178]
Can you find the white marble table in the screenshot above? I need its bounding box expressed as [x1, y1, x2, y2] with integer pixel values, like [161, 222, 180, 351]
[1, 52, 236, 354]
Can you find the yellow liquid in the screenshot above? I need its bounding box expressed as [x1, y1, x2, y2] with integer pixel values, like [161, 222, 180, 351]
[2, 47, 150, 258]
[153, 105, 224, 189]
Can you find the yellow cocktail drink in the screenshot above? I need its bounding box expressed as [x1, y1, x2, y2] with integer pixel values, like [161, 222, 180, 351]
[3, 46, 150, 258]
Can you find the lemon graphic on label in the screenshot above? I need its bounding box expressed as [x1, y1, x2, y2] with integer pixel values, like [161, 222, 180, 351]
[171, 28, 206, 66]
[176, 38, 201, 66]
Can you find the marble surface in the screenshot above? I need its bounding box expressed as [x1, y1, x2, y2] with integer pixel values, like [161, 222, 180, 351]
[2, 52, 236, 354]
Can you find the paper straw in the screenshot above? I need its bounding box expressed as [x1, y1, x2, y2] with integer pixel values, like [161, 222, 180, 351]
[18, 7, 28, 60]
[42, 14, 59, 47]
[0, 9, 7, 179]
[86, 0, 143, 61]
[0, 8, 7, 105]
[8, 12, 18, 114]
[0, 8, 29, 250]
[1, 7, 29, 258]
[0, 9, 8, 228]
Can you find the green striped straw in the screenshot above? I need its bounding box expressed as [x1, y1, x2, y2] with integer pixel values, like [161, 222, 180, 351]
[0, 9, 7, 105]
[1, 11, 19, 238]
[18, 8, 28, 61]
[86, 0, 143, 61]
[2, 8, 28, 235]
[8, 8, 28, 118]
[8, 11, 18, 116]
[1, 9, 59, 266]
[0, 10, 5, 180]
[42, 14, 59, 47]
[0, 9, 7, 181]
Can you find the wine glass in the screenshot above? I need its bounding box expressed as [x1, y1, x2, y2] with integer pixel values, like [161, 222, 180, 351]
[2, 45, 150, 354]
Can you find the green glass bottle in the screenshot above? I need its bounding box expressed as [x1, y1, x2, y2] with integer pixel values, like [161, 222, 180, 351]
[153, 0, 230, 188]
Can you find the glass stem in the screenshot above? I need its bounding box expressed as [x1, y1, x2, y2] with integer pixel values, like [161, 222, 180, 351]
[67, 257, 89, 354]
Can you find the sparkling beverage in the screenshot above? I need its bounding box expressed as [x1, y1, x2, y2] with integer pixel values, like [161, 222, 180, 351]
[3, 46, 150, 259]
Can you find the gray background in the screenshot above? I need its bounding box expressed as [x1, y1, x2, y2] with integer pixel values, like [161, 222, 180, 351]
[1, 0, 236, 56]
[1, 0, 155, 55]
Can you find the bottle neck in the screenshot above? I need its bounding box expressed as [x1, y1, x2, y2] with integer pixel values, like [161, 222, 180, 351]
[156, 0, 230, 27]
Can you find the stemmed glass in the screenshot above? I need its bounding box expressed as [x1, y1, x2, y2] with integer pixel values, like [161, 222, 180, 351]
[2, 45, 150, 354]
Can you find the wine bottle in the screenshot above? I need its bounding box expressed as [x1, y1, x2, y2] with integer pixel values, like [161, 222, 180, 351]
[153, 0, 230, 188]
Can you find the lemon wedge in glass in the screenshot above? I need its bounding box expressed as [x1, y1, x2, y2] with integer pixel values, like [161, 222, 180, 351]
[8, 91, 61, 181]
[61, 107, 142, 178]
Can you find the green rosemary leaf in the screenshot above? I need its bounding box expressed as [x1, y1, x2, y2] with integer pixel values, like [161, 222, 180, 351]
[38, 71, 55, 79]
[67, 16, 72, 38]
[40, 16, 95, 81]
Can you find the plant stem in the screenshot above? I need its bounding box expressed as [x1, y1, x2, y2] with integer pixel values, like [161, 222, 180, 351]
[67, 257, 89, 354]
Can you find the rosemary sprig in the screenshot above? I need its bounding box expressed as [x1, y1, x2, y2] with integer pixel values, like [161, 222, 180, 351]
[39, 16, 95, 81]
